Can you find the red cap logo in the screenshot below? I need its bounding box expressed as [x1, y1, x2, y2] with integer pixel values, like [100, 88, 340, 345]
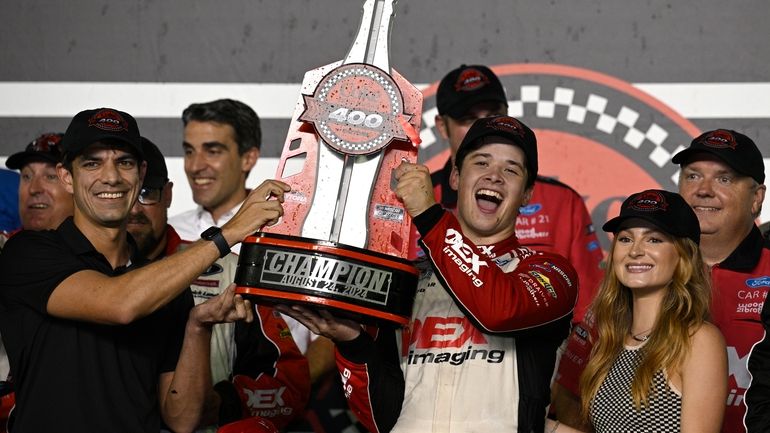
[486, 116, 526, 138]
[629, 190, 669, 212]
[699, 129, 737, 149]
[29, 133, 62, 152]
[88, 109, 128, 132]
[455, 68, 490, 92]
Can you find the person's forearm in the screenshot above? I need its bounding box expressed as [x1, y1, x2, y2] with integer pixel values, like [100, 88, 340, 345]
[47, 239, 224, 325]
[118, 240, 223, 322]
[105, 208, 266, 321]
[161, 319, 214, 433]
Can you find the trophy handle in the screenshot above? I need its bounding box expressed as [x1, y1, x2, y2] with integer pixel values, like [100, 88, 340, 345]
[235, 0, 421, 326]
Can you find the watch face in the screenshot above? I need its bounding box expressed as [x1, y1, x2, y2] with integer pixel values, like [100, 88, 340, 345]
[202, 227, 221, 240]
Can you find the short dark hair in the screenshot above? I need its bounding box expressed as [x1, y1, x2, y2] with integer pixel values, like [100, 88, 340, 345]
[182, 99, 261, 154]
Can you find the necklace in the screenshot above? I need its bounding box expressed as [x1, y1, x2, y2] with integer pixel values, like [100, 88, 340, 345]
[630, 328, 652, 342]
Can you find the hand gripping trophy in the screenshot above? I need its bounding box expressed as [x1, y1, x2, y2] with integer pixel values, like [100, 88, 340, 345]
[235, 0, 422, 325]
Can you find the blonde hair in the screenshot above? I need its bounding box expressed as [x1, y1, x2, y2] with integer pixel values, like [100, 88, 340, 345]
[579, 235, 711, 417]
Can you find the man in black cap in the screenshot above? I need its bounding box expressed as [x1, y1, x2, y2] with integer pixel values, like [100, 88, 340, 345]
[127, 137, 310, 431]
[1, 132, 74, 428]
[554, 129, 768, 433]
[425, 64, 603, 325]
[672, 129, 767, 433]
[280, 115, 578, 432]
[0, 107, 291, 433]
[5, 132, 73, 232]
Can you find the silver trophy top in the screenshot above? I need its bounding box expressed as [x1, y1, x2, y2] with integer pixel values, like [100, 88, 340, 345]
[344, 0, 395, 71]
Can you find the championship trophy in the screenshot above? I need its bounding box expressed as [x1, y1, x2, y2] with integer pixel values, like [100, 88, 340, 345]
[234, 0, 422, 325]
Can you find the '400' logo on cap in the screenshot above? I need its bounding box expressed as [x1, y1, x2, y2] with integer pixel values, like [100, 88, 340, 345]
[699, 129, 737, 149]
[455, 67, 490, 92]
[299, 63, 413, 155]
[486, 116, 526, 138]
[88, 109, 128, 132]
[629, 190, 669, 212]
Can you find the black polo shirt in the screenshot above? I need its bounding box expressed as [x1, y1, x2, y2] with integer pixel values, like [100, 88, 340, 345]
[0, 217, 193, 432]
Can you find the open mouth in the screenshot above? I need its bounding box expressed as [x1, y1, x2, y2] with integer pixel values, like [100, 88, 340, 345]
[29, 203, 50, 209]
[475, 189, 503, 212]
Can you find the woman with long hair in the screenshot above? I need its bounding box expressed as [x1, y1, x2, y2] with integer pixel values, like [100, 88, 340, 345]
[547, 189, 727, 433]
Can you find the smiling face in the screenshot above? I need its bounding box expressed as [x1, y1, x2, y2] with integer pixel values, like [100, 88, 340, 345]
[18, 161, 73, 230]
[449, 142, 532, 244]
[127, 181, 172, 259]
[678, 153, 765, 241]
[59, 144, 145, 229]
[182, 120, 258, 221]
[612, 221, 679, 294]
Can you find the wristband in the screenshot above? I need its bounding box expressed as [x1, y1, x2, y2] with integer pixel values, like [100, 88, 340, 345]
[201, 226, 230, 258]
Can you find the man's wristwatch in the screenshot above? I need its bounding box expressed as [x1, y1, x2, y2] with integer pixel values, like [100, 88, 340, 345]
[201, 226, 230, 258]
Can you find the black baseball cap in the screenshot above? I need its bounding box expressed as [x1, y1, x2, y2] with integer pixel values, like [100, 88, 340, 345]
[603, 189, 700, 245]
[6, 132, 65, 169]
[455, 115, 538, 187]
[436, 65, 508, 119]
[140, 137, 168, 189]
[60, 108, 143, 162]
[672, 129, 765, 184]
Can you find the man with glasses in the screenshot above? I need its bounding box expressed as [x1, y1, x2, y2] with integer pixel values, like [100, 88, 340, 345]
[128, 137, 310, 432]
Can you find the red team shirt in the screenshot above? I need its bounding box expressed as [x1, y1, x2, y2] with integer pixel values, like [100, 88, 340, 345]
[423, 162, 604, 323]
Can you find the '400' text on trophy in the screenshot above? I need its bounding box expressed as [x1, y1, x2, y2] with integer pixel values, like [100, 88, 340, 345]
[235, 0, 422, 325]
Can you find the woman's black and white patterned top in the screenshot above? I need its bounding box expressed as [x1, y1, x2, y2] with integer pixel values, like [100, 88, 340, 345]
[590, 342, 682, 433]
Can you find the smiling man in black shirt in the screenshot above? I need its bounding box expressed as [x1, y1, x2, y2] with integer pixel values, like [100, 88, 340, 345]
[0, 107, 290, 433]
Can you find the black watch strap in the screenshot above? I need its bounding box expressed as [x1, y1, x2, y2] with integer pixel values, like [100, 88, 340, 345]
[201, 226, 230, 258]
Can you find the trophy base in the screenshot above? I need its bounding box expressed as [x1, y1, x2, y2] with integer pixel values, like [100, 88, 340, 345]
[235, 232, 418, 326]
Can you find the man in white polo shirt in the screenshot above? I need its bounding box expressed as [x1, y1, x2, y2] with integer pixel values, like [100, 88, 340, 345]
[170, 98, 260, 254]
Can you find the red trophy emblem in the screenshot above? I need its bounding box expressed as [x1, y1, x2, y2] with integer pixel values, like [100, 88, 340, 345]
[235, 0, 422, 325]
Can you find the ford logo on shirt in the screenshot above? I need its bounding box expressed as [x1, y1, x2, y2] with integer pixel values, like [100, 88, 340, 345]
[201, 263, 224, 276]
[746, 276, 770, 288]
[519, 203, 542, 215]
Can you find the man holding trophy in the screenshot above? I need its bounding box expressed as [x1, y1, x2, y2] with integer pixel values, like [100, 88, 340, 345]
[278, 115, 578, 432]
[233, 1, 578, 431]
